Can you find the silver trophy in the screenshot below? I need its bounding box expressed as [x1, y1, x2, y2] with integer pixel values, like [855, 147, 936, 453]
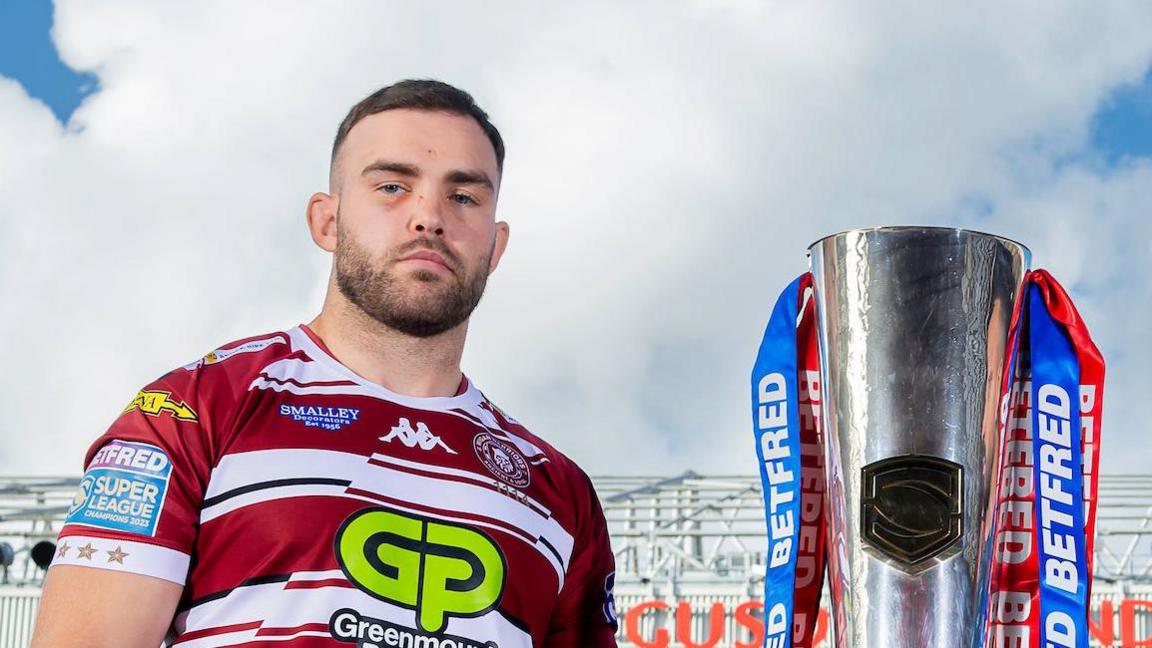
[809, 227, 1030, 647]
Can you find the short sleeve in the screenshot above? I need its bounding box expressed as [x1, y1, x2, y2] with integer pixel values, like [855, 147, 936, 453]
[545, 472, 619, 647]
[53, 370, 216, 585]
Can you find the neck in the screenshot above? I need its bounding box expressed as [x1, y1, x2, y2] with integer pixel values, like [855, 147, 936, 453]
[308, 292, 467, 399]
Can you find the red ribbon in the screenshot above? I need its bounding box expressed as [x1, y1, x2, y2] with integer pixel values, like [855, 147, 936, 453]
[984, 270, 1104, 647]
[791, 274, 827, 648]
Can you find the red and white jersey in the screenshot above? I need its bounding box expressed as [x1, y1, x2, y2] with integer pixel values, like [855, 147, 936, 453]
[55, 325, 618, 648]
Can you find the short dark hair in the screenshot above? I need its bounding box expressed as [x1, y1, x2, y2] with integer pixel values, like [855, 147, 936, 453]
[331, 79, 505, 176]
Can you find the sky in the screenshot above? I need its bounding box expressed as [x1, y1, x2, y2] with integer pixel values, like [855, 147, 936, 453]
[0, 1, 1150, 477]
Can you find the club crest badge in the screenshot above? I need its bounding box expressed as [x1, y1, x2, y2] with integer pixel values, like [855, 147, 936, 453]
[473, 433, 531, 489]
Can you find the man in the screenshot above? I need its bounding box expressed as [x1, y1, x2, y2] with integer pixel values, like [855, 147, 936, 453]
[32, 79, 619, 648]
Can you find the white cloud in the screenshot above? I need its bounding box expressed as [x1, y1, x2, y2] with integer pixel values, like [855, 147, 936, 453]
[2, 1, 1150, 477]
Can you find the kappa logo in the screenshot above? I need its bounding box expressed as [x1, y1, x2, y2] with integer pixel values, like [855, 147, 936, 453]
[380, 418, 456, 454]
[123, 391, 198, 422]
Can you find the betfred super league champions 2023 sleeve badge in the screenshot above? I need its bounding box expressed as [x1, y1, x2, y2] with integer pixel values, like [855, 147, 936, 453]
[66, 440, 173, 537]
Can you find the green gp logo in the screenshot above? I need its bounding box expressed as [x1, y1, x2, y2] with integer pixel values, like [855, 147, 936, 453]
[335, 507, 507, 634]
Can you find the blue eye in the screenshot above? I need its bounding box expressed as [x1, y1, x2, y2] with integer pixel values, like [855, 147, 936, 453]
[451, 193, 477, 206]
[380, 183, 405, 194]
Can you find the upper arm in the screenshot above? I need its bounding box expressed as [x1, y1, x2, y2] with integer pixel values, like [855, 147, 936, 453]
[546, 474, 619, 647]
[31, 565, 182, 648]
[34, 372, 217, 644]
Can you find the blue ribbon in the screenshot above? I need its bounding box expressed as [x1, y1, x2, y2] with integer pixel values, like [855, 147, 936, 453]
[751, 276, 804, 646]
[1029, 284, 1089, 648]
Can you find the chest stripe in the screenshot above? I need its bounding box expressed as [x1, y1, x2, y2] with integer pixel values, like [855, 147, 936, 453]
[200, 449, 572, 589]
[201, 477, 352, 508]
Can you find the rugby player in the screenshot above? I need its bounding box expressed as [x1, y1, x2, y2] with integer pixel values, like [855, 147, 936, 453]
[32, 79, 619, 648]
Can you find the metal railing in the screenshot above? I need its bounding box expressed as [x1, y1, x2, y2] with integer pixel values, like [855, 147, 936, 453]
[597, 474, 1152, 587]
[4, 474, 1152, 646]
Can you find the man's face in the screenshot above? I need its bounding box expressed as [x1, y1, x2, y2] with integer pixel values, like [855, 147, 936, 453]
[329, 109, 507, 338]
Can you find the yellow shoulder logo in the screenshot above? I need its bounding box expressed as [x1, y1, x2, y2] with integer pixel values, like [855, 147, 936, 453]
[124, 390, 198, 422]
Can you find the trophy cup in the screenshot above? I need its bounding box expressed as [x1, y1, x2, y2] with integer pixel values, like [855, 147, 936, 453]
[809, 227, 1028, 646]
[754, 225, 1100, 648]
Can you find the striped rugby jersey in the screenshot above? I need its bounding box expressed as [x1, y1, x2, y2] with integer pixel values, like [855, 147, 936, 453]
[54, 325, 618, 647]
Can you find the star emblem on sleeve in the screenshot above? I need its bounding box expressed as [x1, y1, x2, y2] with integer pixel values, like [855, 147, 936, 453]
[56, 541, 71, 558]
[106, 545, 130, 564]
[76, 542, 97, 560]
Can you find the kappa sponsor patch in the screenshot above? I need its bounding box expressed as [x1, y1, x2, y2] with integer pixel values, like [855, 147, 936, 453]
[380, 417, 456, 454]
[66, 440, 173, 537]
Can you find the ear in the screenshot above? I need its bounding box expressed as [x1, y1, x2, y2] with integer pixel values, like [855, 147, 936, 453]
[307, 192, 339, 253]
[487, 221, 510, 275]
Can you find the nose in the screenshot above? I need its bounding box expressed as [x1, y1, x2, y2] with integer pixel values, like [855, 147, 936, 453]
[408, 193, 445, 237]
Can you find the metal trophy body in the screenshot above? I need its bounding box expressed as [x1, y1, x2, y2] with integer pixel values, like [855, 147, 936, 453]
[808, 227, 1030, 647]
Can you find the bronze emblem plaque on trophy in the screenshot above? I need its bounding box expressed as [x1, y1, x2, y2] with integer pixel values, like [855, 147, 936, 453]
[860, 455, 963, 571]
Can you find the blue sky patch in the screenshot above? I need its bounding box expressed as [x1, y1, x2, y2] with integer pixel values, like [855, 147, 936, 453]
[1091, 67, 1152, 163]
[0, 0, 100, 125]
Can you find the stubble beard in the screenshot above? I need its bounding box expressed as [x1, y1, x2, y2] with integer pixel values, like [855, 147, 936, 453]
[334, 222, 492, 338]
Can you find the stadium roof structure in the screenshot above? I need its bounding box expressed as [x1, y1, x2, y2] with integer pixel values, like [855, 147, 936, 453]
[3, 474, 1152, 588]
[597, 473, 1152, 590]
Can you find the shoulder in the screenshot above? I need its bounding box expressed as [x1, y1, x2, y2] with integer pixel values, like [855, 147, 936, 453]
[474, 394, 597, 493]
[177, 327, 297, 373]
[141, 329, 296, 412]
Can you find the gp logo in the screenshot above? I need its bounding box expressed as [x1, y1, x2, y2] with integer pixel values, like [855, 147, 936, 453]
[335, 507, 507, 634]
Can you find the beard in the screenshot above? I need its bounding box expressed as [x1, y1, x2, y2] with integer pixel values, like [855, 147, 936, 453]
[335, 221, 492, 338]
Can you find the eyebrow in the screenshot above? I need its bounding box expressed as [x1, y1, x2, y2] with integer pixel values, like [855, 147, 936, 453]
[361, 160, 495, 192]
[445, 169, 495, 192]
[361, 160, 419, 177]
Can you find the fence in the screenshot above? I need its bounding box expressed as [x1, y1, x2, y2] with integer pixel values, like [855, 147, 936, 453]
[0, 589, 37, 648]
[5, 474, 1152, 646]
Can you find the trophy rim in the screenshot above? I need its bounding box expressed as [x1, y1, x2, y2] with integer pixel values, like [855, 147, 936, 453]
[807, 225, 1030, 256]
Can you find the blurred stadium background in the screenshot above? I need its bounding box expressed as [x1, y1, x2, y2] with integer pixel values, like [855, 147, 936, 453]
[3, 473, 1151, 647]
